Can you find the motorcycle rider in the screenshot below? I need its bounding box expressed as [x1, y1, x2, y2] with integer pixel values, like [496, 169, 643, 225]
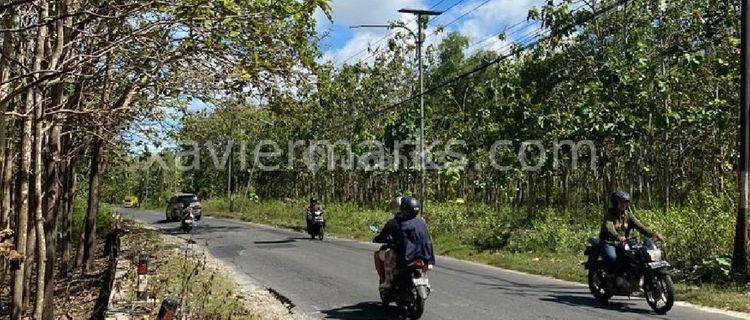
[304, 198, 322, 232]
[600, 191, 664, 277]
[373, 197, 402, 290]
[373, 196, 435, 290]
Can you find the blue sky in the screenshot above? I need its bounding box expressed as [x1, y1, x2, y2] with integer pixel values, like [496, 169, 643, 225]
[314, 0, 547, 66]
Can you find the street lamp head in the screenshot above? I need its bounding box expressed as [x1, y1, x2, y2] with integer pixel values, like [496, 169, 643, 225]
[398, 8, 443, 16]
[349, 24, 391, 29]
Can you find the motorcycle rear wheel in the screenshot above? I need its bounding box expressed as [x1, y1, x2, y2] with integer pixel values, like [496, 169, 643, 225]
[646, 274, 674, 314]
[587, 266, 613, 303]
[406, 290, 425, 319]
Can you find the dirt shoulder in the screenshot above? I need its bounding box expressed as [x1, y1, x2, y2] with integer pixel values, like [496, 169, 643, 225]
[105, 220, 307, 319]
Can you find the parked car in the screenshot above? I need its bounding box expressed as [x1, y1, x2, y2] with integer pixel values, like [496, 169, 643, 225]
[122, 196, 139, 208]
[166, 193, 202, 222]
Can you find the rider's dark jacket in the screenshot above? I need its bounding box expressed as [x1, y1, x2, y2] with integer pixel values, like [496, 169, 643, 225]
[373, 213, 436, 268]
[599, 208, 655, 244]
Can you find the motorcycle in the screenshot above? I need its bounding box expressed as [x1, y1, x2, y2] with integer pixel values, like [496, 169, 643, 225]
[307, 210, 325, 240]
[369, 225, 432, 319]
[180, 206, 195, 234]
[583, 237, 674, 314]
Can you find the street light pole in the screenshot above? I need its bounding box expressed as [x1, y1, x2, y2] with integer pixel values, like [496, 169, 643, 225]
[417, 15, 425, 213]
[228, 112, 235, 213]
[732, 0, 750, 282]
[398, 9, 442, 213]
[350, 9, 441, 211]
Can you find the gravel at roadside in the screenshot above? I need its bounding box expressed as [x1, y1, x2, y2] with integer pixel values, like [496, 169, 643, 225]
[105, 221, 308, 320]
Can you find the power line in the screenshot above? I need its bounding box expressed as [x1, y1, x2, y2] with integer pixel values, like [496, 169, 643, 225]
[332, 0, 630, 132]
[426, 0, 469, 26]
[354, 0, 480, 66]
[429, 0, 493, 35]
[466, 20, 532, 51]
[431, 0, 453, 9]
[337, 0, 460, 66]
[465, 0, 588, 56]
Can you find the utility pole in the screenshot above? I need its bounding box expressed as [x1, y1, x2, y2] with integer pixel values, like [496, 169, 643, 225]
[398, 9, 442, 213]
[351, 9, 441, 210]
[144, 164, 150, 206]
[733, 0, 750, 283]
[141, 152, 150, 206]
[228, 114, 235, 213]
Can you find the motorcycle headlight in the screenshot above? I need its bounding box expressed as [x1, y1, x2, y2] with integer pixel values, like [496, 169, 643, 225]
[647, 249, 662, 262]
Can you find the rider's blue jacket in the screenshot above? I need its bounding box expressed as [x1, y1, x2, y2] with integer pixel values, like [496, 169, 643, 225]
[374, 214, 435, 268]
[396, 215, 436, 268]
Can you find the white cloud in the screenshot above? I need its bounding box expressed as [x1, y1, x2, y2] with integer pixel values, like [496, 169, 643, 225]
[442, 0, 543, 44]
[317, 0, 427, 30]
[320, 0, 548, 65]
[322, 32, 384, 65]
[317, 0, 429, 66]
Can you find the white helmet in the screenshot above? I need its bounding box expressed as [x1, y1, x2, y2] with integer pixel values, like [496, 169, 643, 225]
[389, 196, 403, 216]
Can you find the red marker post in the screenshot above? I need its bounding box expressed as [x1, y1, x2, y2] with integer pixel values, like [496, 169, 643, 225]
[136, 253, 149, 300]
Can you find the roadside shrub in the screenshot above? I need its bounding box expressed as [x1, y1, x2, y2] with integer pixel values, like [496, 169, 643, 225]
[505, 209, 594, 253]
[636, 193, 734, 270]
[73, 195, 116, 238]
[467, 214, 512, 250]
[689, 255, 732, 284]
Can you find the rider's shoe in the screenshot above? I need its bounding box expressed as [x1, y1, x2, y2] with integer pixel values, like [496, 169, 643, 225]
[379, 281, 391, 291]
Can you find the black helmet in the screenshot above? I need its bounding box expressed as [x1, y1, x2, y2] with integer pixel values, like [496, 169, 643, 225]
[610, 191, 631, 208]
[399, 196, 420, 218]
[310, 197, 317, 203]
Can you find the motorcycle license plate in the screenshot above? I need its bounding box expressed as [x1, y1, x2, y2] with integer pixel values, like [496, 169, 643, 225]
[648, 261, 669, 269]
[413, 278, 429, 286]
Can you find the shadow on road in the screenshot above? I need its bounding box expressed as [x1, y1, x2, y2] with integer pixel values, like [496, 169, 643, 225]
[162, 224, 244, 236]
[446, 263, 664, 316]
[254, 238, 297, 244]
[540, 294, 662, 317]
[320, 302, 400, 320]
[475, 281, 583, 297]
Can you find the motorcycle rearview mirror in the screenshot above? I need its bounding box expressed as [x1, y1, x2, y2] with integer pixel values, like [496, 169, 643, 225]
[368, 225, 379, 234]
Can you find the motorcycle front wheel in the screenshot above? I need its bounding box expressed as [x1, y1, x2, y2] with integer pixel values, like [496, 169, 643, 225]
[646, 273, 674, 314]
[587, 265, 613, 303]
[317, 226, 324, 240]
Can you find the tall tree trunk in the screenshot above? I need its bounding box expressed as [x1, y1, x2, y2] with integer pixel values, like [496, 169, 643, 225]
[23, 211, 35, 311]
[31, 1, 50, 316]
[0, 8, 13, 230]
[32, 92, 47, 320]
[41, 0, 69, 312]
[1, 149, 12, 228]
[82, 135, 103, 273]
[10, 87, 33, 320]
[41, 120, 62, 320]
[59, 153, 77, 279]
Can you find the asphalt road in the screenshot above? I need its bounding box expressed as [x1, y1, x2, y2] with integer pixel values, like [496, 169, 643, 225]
[120, 208, 747, 320]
